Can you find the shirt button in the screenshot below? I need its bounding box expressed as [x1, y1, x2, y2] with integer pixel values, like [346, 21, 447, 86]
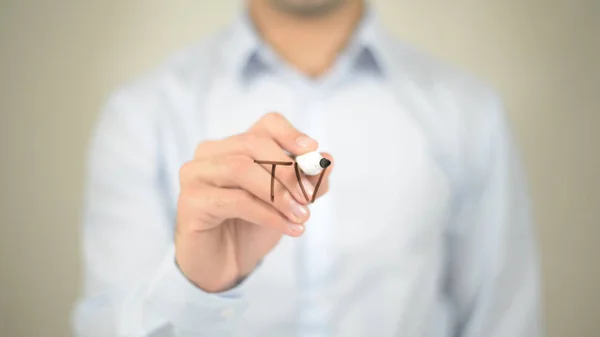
[220, 307, 236, 319]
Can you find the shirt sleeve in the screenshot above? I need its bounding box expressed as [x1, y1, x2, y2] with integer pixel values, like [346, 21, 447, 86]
[446, 94, 543, 337]
[71, 88, 248, 337]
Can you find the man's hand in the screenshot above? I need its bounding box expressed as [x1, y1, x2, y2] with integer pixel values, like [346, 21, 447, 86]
[175, 112, 333, 293]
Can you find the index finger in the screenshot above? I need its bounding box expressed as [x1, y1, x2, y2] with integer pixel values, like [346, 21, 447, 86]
[250, 112, 318, 156]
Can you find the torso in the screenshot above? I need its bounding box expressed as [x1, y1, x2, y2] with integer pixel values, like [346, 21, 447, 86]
[160, 66, 453, 336]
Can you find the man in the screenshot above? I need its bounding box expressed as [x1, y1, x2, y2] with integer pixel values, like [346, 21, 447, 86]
[72, 0, 542, 336]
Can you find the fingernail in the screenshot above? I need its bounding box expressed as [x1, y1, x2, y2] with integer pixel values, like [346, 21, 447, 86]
[296, 135, 317, 149]
[288, 223, 305, 235]
[290, 199, 308, 219]
[298, 177, 314, 199]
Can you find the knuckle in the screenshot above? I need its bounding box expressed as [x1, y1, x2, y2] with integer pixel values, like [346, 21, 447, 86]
[178, 161, 196, 181]
[194, 140, 214, 158]
[239, 132, 256, 143]
[263, 112, 284, 124]
[236, 133, 251, 149]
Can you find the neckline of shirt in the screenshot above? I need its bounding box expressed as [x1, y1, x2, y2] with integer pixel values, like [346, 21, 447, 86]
[220, 4, 391, 90]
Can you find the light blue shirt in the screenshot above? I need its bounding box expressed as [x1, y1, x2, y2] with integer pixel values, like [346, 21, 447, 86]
[72, 8, 542, 337]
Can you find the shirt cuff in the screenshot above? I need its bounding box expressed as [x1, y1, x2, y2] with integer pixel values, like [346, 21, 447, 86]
[143, 245, 250, 333]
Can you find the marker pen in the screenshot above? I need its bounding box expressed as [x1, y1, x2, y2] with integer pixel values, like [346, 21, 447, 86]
[295, 151, 331, 176]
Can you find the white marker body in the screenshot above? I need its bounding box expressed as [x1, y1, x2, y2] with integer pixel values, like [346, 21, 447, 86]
[296, 151, 325, 176]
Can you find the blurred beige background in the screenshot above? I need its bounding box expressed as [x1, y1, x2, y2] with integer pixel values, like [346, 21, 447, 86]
[1, 0, 599, 336]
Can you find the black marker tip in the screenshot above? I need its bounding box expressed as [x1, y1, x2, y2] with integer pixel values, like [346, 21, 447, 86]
[319, 158, 331, 168]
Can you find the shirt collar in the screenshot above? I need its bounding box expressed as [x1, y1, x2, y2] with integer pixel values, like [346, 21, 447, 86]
[221, 5, 390, 84]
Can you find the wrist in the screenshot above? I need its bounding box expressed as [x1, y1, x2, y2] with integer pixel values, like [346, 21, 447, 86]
[174, 251, 239, 293]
